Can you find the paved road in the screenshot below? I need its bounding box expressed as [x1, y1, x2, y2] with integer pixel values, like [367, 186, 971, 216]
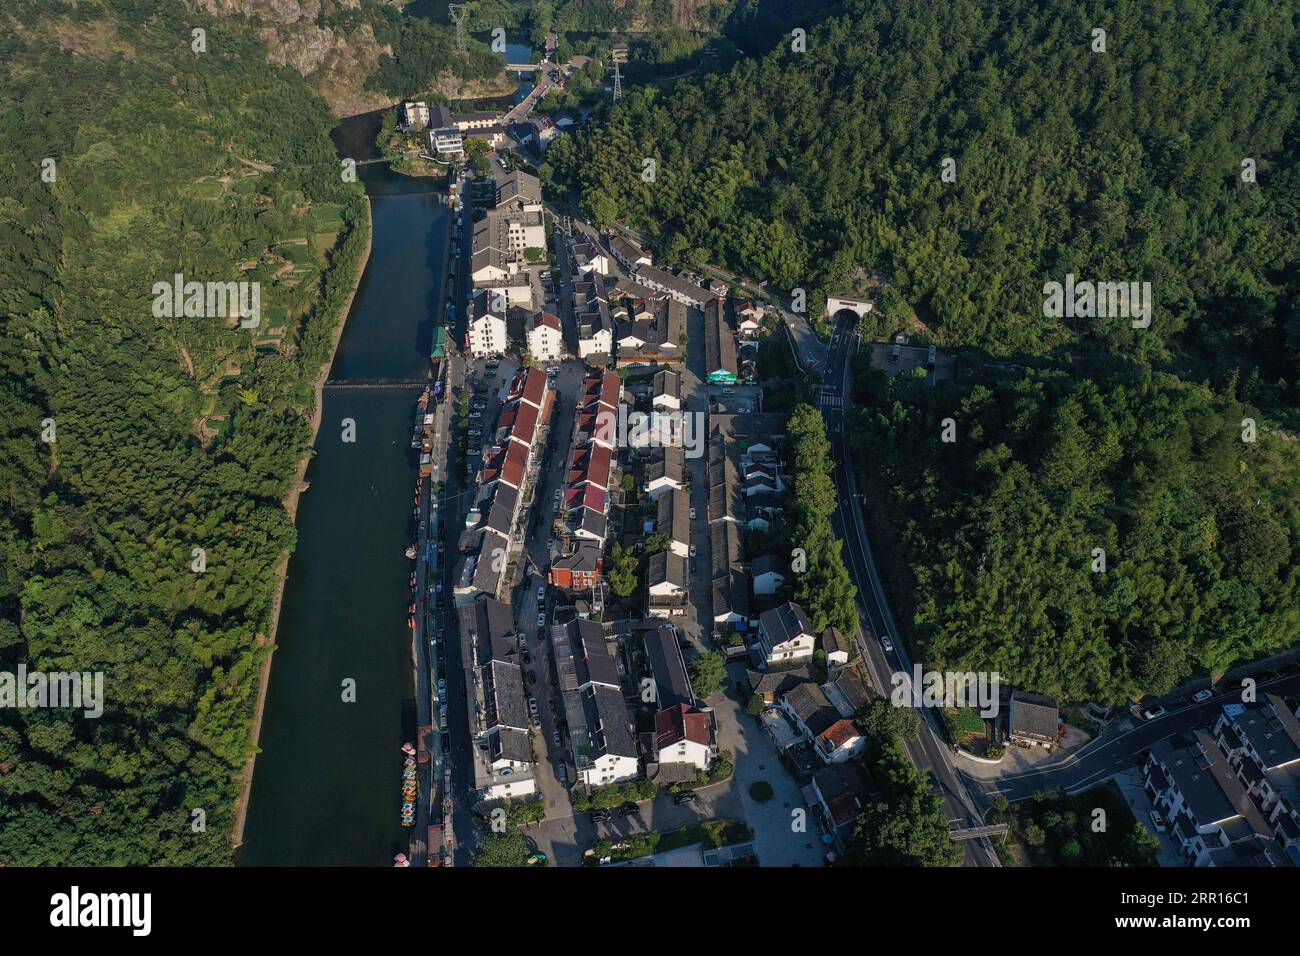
[821, 312, 998, 867]
[980, 671, 1300, 803]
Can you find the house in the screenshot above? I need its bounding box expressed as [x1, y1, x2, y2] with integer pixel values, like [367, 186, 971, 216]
[526, 310, 563, 362]
[1008, 692, 1060, 750]
[529, 114, 558, 148]
[1213, 696, 1300, 842]
[820, 627, 851, 668]
[735, 300, 764, 337]
[756, 601, 816, 667]
[644, 624, 695, 710]
[549, 543, 603, 591]
[653, 703, 714, 772]
[635, 264, 710, 306]
[651, 368, 682, 411]
[657, 487, 691, 558]
[777, 682, 866, 764]
[704, 298, 739, 385]
[493, 169, 542, 210]
[400, 101, 430, 132]
[554, 620, 640, 787]
[823, 664, 872, 718]
[805, 763, 872, 846]
[710, 519, 749, 625]
[1144, 731, 1280, 867]
[610, 234, 652, 272]
[747, 666, 815, 705]
[643, 446, 685, 500]
[614, 299, 685, 368]
[459, 596, 536, 801]
[467, 291, 508, 358]
[750, 554, 787, 596]
[646, 550, 689, 618]
[430, 125, 464, 159]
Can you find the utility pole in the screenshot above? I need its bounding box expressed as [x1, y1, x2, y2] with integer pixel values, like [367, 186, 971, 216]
[611, 43, 628, 102]
[448, 4, 466, 53]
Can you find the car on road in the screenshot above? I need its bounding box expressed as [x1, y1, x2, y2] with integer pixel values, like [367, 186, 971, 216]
[881, 635, 894, 653]
[522, 650, 531, 664]
[537, 612, 546, 628]
[616, 801, 639, 817]
[437, 678, 446, 696]
[689, 544, 697, 558]
[537, 586, 545, 601]
[1148, 810, 1167, 833]
[689, 507, 697, 520]
[1142, 705, 1167, 720]
[527, 669, 537, 684]
[672, 790, 697, 805]
[552, 730, 562, 748]
[1192, 689, 1213, 703]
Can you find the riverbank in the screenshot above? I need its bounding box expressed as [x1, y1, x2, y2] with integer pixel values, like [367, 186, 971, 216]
[230, 198, 375, 850]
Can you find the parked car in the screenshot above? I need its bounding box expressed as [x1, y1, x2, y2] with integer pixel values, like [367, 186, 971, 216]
[537, 586, 546, 601]
[527, 669, 537, 684]
[673, 790, 697, 805]
[689, 544, 697, 558]
[437, 678, 446, 696]
[537, 612, 546, 628]
[522, 650, 531, 665]
[1148, 809, 1167, 833]
[616, 801, 639, 817]
[552, 731, 562, 748]
[590, 808, 611, 822]
[689, 507, 697, 519]
[1142, 705, 1167, 720]
[1192, 689, 1213, 703]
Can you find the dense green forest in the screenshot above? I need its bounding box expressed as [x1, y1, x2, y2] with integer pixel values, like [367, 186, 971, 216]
[849, 365, 1300, 704]
[548, 0, 1300, 382]
[0, 0, 367, 863]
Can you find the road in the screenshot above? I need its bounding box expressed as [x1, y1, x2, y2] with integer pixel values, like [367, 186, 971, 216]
[982, 671, 1300, 803]
[820, 311, 999, 867]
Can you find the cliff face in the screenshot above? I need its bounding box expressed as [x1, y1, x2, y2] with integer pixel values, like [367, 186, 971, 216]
[191, 0, 398, 117]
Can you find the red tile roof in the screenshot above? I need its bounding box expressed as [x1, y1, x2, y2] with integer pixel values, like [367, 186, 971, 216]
[501, 441, 528, 488]
[598, 371, 621, 411]
[520, 367, 547, 409]
[819, 719, 861, 752]
[585, 443, 612, 489]
[536, 310, 562, 332]
[654, 704, 712, 750]
[510, 400, 538, 447]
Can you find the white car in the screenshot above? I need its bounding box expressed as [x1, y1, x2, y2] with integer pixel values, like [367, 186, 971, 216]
[1192, 689, 1213, 703]
[881, 635, 894, 653]
[1142, 705, 1167, 720]
[537, 613, 546, 628]
[537, 586, 545, 601]
[689, 507, 697, 520]
[689, 544, 697, 558]
[1148, 810, 1167, 833]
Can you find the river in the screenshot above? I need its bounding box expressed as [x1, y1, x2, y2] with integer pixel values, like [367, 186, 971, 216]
[239, 130, 450, 865]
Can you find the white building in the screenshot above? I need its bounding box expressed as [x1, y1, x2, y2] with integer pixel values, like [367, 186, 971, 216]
[654, 704, 713, 771]
[527, 310, 564, 362]
[756, 601, 816, 667]
[467, 292, 509, 358]
[651, 368, 682, 411]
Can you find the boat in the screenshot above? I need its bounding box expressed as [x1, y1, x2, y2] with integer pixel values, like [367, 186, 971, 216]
[401, 751, 418, 827]
[405, 545, 418, 559]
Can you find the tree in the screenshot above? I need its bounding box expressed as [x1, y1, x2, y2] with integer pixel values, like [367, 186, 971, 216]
[474, 831, 532, 867]
[689, 651, 727, 700]
[855, 743, 963, 867]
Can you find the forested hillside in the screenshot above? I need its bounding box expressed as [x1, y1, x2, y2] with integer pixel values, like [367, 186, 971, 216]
[549, 0, 1300, 701]
[0, 0, 367, 863]
[550, 0, 1300, 378]
[849, 366, 1300, 704]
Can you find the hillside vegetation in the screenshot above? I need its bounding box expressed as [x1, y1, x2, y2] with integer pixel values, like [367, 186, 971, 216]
[0, 0, 368, 863]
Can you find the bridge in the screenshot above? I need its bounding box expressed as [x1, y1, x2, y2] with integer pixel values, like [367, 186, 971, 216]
[949, 824, 1009, 841]
[323, 379, 429, 390]
[505, 63, 545, 72]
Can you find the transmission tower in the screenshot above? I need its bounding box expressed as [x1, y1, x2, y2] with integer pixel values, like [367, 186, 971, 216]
[611, 43, 628, 102]
[448, 4, 466, 52]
